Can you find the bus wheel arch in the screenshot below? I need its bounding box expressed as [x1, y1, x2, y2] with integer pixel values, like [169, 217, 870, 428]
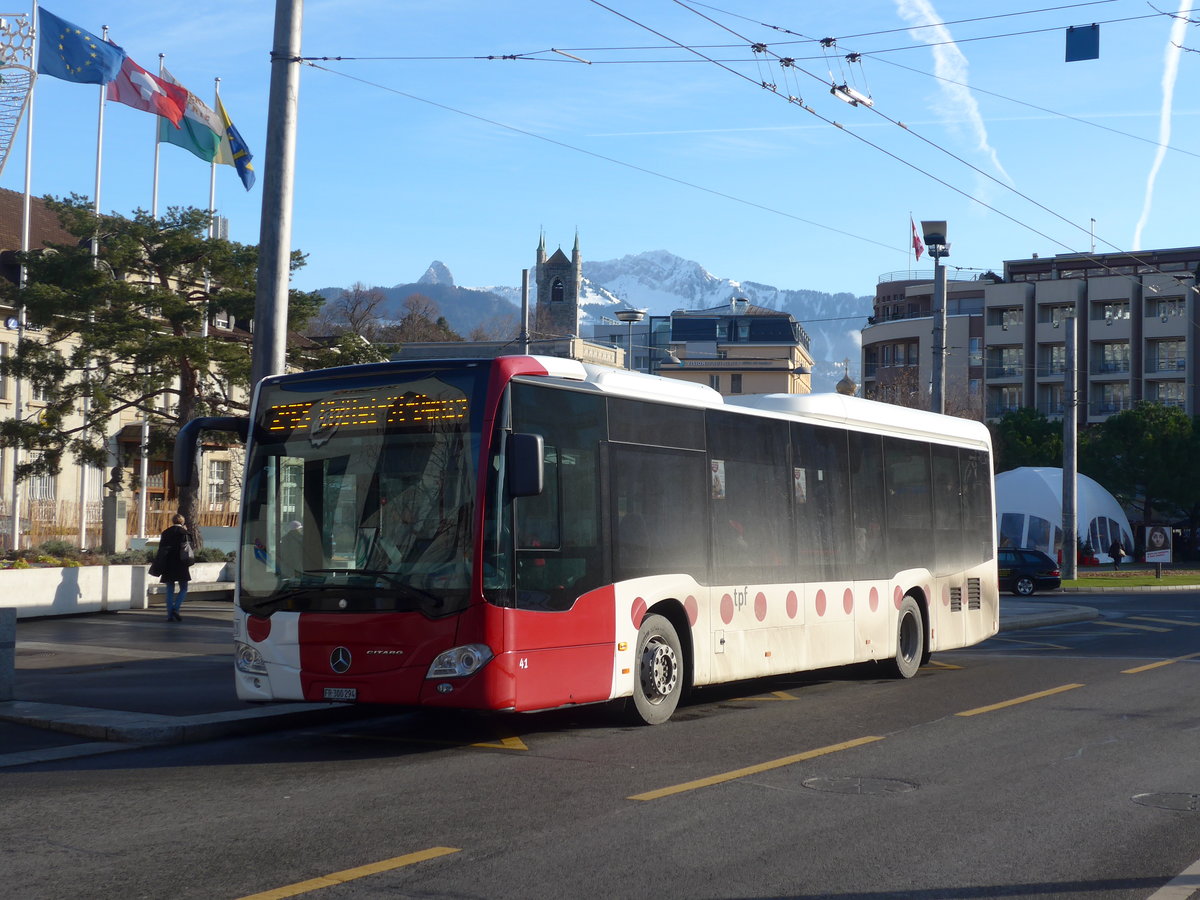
[628, 603, 691, 725]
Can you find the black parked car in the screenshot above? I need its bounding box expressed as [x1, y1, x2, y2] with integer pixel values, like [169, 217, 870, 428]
[998, 547, 1062, 596]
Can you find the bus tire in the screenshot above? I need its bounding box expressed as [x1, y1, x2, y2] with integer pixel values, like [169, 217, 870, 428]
[890, 595, 924, 679]
[629, 614, 683, 725]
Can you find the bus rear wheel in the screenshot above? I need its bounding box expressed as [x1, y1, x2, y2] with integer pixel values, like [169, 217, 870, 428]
[889, 595, 925, 679]
[629, 614, 683, 725]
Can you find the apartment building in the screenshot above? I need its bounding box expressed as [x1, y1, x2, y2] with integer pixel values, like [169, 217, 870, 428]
[860, 269, 990, 417]
[983, 247, 1198, 421]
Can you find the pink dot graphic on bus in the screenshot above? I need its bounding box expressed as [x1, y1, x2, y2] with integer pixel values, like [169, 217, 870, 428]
[754, 592, 767, 622]
[843, 588, 854, 615]
[894, 585, 904, 610]
[631, 597, 647, 629]
[720, 593, 734, 625]
[685, 595, 698, 627]
[869, 587, 879, 612]
[815, 590, 826, 617]
[943, 585, 951, 608]
[247, 615, 271, 643]
[786, 590, 798, 619]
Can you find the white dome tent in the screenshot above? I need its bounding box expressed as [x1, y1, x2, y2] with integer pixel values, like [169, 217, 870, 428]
[995, 467, 1132, 563]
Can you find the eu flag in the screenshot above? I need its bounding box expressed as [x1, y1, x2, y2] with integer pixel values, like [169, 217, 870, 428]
[37, 9, 126, 85]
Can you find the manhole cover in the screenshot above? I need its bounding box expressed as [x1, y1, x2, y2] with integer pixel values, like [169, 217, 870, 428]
[802, 776, 918, 795]
[1132, 792, 1200, 811]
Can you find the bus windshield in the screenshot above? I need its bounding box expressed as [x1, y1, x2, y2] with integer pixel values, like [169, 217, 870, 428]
[238, 365, 488, 618]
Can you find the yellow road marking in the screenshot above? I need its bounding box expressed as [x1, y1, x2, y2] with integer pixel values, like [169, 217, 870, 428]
[237, 847, 460, 900]
[627, 736, 884, 801]
[925, 660, 962, 669]
[734, 690, 798, 702]
[956, 683, 1084, 717]
[1131, 616, 1200, 628]
[472, 733, 530, 750]
[1096, 620, 1171, 633]
[988, 637, 1071, 650]
[1123, 652, 1200, 674]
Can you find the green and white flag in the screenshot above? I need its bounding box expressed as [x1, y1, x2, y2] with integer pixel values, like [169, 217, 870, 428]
[156, 66, 231, 165]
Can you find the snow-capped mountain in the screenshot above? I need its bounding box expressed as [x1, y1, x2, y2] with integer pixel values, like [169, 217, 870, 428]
[570, 251, 872, 392]
[322, 251, 873, 392]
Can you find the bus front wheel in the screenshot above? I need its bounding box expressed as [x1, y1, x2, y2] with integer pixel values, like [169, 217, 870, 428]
[890, 595, 925, 679]
[629, 614, 683, 725]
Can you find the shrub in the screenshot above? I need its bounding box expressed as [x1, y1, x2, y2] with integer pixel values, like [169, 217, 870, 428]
[106, 548, 155, 565]
[37, 540, 82, 560]
[197, 547, 233, 563]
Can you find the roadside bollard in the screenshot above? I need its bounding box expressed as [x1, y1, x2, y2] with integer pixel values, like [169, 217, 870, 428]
[0, 607, 14, 701]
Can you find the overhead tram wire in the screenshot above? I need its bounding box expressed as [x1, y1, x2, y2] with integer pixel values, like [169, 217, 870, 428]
[587, 0, 1095, 259]
[298, 60, 903, 256]
[687, 0, 1123, 40]
[664, 0, 1196, 287]
[870, 55, 1200, 162]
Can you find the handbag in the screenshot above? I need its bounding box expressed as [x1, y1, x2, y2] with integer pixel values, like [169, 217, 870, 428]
[179, 536, 195, 566]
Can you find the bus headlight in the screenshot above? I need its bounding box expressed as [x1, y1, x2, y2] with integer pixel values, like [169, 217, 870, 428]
[235, 641, 268, 675]
[426, 644, 494, 679]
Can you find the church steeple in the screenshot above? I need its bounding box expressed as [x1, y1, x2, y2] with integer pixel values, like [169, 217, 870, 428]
[535, 232, 582, 338]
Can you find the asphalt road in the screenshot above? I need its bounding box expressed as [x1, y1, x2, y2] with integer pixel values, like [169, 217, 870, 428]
[3, 591, 1199, 899]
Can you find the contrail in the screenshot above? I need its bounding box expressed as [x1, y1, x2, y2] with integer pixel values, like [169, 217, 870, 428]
[1132, 2, 1189, 250]
[895, 0, 1012, 185]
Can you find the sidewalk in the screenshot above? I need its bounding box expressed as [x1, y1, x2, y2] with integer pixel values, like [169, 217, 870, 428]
[0, 595, 1100, 768]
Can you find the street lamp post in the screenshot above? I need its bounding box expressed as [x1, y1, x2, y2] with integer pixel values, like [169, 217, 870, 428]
[921, 220, 950, 415]
[615, 308, 646, 371]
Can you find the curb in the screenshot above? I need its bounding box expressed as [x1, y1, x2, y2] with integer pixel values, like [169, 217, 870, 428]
[0, 699, 363, 745]
[999, 605, 1099, 632]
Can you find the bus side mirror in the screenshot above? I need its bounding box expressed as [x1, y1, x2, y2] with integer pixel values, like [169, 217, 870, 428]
[507, 432, 544, 498]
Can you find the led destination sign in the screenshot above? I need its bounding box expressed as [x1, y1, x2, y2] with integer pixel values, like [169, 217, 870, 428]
[264, 393, 468, 434]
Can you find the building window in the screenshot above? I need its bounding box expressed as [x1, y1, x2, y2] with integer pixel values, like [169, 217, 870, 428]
[27, 469, 55, 501]
[882, 345, 892, 367]
[551, 278, 564, 303]
[1000, 347, 1023, 377]
[1101, 301, 1129, 321]
[907, 342, 919, 366]
[709, 374, 720, 391]
[207, 459, 230, 509]
[1155, 381, 1185, 406]
[730, 373, 743, 394]
[969, 337, 982, 366]
[1097, 342, 1130, 374]
[1152, 340, 1185, 372]
[1099, 382, 1130, 414]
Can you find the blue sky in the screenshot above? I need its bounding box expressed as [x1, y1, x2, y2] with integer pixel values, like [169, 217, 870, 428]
[8, 1, 1200, 299]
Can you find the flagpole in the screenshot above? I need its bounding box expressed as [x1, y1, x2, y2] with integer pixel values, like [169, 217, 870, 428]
[12, 0, 36, 551]
[152, 54, 163, 219]
[202, 78, 219, 340]
[78, 25, 109, 547]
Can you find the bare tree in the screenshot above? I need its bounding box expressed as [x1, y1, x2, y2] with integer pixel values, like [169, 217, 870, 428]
[312, 282, 389, 342]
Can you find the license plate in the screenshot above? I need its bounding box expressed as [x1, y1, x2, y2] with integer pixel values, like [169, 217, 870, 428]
[323, 687, 357, 701]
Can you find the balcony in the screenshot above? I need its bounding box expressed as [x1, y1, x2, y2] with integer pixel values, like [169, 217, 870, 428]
[1090, 360, 1130, 376]
[985, 364, 1023, 379]
[1145, 357, 1187, 374]
[1088, 398, 1132, 417]
[986, 403, 1024, 419]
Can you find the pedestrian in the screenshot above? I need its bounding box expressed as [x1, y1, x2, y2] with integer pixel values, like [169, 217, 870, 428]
[152, 513, 194, 622]
[1108, 537, 1124, 570]
[277, 520, 303, 577]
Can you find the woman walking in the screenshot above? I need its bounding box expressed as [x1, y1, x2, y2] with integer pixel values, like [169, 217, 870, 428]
[153, 513, 194, 622]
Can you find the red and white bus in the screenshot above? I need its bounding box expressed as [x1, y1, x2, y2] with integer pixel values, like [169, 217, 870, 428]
[178, 355, 998, 724]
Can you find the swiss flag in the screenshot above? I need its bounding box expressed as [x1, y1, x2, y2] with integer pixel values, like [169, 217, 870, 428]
[106, 53, 187, 127]
[911, 217, 925, 261]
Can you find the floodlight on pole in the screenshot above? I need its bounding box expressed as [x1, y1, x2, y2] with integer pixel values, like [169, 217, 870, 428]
[921, 220, 950, 414]
[614, 308, 646, 371]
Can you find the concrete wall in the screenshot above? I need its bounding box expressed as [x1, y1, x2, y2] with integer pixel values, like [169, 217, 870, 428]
[2, 561, 233, 619]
